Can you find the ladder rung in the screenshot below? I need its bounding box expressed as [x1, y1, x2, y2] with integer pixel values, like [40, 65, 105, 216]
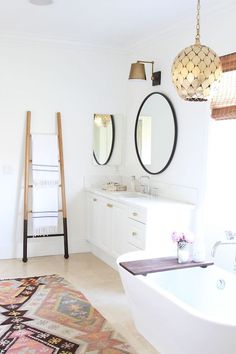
[30, 134, 59, 137]
[29, 159, 60, 162]
[27, 233, 64, 238]
[28, 209, 63, 213]
[28, 184, 62, 188]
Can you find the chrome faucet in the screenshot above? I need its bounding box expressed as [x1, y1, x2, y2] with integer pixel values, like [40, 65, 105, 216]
[211, 240, 236, 257]
[225, 230, 236, 240]
[140, 175, 150, 194]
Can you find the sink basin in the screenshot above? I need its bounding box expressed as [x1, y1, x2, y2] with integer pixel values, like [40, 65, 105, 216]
[115, 192, 151, 199]
[99, 189, 155, 201]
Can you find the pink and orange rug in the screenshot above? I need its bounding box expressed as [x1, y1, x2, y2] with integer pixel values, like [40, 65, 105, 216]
[0, 274, 136, 353]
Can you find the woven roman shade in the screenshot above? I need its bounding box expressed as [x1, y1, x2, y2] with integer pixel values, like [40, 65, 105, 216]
[220, 52, 236, 72]
[211, 52, 236, 120]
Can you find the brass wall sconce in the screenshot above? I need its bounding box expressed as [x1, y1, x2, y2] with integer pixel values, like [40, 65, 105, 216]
[129, 60, 161, 86]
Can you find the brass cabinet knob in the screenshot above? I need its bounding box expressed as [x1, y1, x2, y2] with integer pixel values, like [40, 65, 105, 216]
[132, 232, 137, 236]
[93, 198, 97, 202]
[107, 203, 113, 208]
[132, 212, 138, 216]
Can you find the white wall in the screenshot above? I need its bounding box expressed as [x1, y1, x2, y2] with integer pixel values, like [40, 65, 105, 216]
[203, 118, 236, 269]
[0, 36, 127, 259]
[1, 3, 235, 261]
[121, 3, 236, 249]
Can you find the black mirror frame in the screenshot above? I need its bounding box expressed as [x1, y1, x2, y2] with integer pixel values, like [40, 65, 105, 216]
[93, 114, 115, 165]
[134, 92, 178, 175]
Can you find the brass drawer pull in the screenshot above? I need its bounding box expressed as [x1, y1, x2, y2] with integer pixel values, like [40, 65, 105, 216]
[93, 198, 97, 202]
[107, 203, 113, 208]
[132, 232, 137, 236]
[132, 212, 138, 217]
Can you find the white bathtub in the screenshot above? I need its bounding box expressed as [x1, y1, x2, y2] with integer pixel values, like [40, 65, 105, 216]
[117, 251, 236, 354]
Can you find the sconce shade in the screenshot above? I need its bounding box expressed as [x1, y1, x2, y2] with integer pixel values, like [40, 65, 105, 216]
[129, 63, 146, 80]
[172, 44, 222, 101]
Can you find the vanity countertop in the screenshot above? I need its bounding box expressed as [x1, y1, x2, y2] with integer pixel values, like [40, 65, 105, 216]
[86, 187, 195, 210]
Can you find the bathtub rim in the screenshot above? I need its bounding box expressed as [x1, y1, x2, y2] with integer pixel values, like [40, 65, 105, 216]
[117, 251, 236, 327]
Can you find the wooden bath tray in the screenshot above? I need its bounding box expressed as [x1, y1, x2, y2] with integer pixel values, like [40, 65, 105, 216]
[119, 257, 214, 276]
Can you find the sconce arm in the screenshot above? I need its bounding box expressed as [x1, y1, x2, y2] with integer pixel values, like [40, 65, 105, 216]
[137, 60, 154, 79]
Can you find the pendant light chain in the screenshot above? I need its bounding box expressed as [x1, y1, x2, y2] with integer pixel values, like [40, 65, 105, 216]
[195, 0, 200, 44]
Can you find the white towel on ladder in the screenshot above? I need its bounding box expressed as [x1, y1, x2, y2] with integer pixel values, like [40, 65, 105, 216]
[31, 134, 59, 236]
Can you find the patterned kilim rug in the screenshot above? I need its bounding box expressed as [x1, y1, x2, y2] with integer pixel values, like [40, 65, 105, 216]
[0, 274, 136, 353]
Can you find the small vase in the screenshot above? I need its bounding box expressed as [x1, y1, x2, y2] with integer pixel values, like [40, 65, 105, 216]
[177, 241, 190, 263]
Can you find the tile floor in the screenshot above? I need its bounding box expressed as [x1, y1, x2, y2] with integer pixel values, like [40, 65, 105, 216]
[0, 252, 159, 354]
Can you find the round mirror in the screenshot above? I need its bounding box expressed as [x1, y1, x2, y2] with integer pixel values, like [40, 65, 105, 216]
[93, 114, 115, 165]
[135, 92, 177, 174]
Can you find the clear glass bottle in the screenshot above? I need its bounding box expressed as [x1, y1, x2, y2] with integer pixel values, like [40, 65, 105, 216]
[130, 175, 136, 192]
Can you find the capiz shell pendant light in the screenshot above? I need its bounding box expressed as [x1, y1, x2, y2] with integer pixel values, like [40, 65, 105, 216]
[172, 0, 222, 101]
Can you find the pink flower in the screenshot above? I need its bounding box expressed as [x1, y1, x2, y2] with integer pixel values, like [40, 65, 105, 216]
[171, 231, 194, 244]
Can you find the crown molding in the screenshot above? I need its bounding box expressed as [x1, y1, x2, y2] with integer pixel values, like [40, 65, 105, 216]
[0, 31, 129, 54]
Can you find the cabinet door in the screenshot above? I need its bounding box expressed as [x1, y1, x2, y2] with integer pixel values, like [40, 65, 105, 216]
[111, 205, 127, 258]
[86, 193, 93, 241]
[87, 194, 102, 247]
[99, 199, 113, 252]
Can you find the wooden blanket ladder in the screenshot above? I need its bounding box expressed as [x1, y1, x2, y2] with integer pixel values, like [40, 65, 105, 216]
[23, 111, 69, 262]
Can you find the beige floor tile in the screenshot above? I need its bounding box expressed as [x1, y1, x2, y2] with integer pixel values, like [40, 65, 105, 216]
[0, 252, 159, 354]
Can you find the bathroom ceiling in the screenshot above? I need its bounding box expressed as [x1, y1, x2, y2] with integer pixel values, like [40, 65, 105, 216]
[0, 0, 233, 49]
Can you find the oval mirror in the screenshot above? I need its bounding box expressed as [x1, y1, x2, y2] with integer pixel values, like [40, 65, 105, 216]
[135, 92, 177, 174]
[93, 114, 115, 165]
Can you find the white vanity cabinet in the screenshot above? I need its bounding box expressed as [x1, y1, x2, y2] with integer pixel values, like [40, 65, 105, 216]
[86, 192, 128, 265]
[86, 190, 195, 269]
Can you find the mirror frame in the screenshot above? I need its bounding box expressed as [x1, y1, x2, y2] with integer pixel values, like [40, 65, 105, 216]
[93, 114, 115, 165]
[134, 92, 178, 175]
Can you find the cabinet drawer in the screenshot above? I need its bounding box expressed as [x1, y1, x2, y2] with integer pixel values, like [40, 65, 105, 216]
[128, 220, 146, 249]
[128, 207, 146, 224]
